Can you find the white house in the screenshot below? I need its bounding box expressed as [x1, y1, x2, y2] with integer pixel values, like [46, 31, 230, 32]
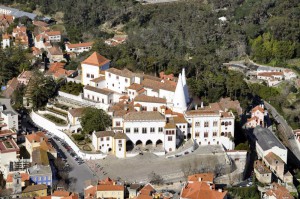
[246, 105, 265, 128]
[105, 68, 134, 94]
[2, 33, 10, 48]
[45, 31, 61, 42]
[81, 52, 110, 86]
[92, 131, 115, 153]
[65, 42, 93, 53]
[83, 85, 116, 105]
[0, 104, 18, 131]
[133, 95, 166, 112]
[184, 109, 235, 150]
[253, 126, 287, 164]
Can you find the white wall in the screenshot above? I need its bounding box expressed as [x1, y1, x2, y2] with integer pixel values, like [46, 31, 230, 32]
[114, 139, 126, 158]
[31, 111, 106, 160]
[83, 88, 110, 104]
[82, 64, 100, 86]
[123, 120, 165, 147]
[159, 89, 174, 104]
[105, 72, 131, 94]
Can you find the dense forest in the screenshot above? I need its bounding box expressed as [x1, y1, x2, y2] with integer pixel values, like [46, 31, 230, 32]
[1, 0, 300, 126]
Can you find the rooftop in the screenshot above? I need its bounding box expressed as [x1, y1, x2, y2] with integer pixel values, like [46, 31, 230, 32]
[265, 183, 293, 199]
[69, 108, 85, 117]
[264, 152, 284, 165]
[22, 184, 47, 193]
[254, 160, 271, 174]
[82, 52, 110, 67]
[94, 131, 115, 138]
[106, 67, 134, 78]
[85, 85, 114, 96]
[66, 42, 93, 48]
[134, 95, 166, 104]
[141, 78, 176, 92]
[123, 111, 165, 121]
[253, 126, 286, 151]
[181, 181, 227, 199]
[188, 173, 214, 183]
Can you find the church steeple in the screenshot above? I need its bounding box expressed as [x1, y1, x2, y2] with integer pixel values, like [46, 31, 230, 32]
[181, 68, 189, 103]
[173, 73, 187, 113]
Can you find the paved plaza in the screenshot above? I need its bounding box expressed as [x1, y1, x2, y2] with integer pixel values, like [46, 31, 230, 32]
[86, 145, 230, 183]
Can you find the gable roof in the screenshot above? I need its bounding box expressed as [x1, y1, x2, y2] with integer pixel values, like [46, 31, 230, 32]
[66, 42, 93, 49]
[82, 52, 110, 67]
[252, 105, 264, 113]
[265, 183, 293, 199]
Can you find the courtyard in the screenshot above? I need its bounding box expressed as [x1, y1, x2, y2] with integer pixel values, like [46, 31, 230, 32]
[86, 145, 232, 183]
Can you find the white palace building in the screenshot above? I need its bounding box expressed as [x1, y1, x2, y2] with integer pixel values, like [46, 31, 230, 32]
[62, 52, 236, 158]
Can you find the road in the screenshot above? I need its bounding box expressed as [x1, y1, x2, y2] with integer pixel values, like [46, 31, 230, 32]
[264, 101, 300, 164]
[50, 137, 96, 194]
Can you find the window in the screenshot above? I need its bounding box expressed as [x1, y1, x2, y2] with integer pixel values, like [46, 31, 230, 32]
[153, 107, 158, 111]
[87, 73, 90, 78]
[125, 78, 128, 83]
[109, 73, 111, 77]
[225, 122, 228, 126]
[119, 148, 121, 151]
[213, 132, 217, 136]
[97, 97, 99, 101]
[213, 121, 218, 127]
[134, 128, 138, 133]
[106, 137, 110, 141]
[101, 138, 104, 141]
[195, 132, 199, 137]
[142, 128, 147, 134]
[91, 74, 94, 78]
[116, 76, 119, 79]
[119, 140, 122, 144]
[168, 136, 172, 141]
[142, 106, 147, 111]
[204, 122, 209, 127]
[116, 121, 120, 126]
[158, 127, 163, 133]
[126, 128, 130, 133]
[150, 127, 155, 133]
[229, 121, 232, 125]
[204, 132, 208, 138]
[195, 122, 200, 127]
[102, 99, 104, 103]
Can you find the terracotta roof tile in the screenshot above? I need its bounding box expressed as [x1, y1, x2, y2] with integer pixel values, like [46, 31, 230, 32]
[67, 42, 93, 49]
[265, 183, 293, 199]
[134, 95, 166, 104]
[106, 68, 134, 78]
[141, 79, 176, 92]
[6, 172, 29, 183]
[251, 105, 264, 113]
[188, 173, 214, 182]
[128, 83, 144, 91]
[82, 52, 110, 67]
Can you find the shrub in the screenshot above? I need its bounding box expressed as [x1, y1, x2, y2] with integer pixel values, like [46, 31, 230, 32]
[72, 133, 85, 141]
[78, 140, 86, 145]
[83, 145, 92, 151]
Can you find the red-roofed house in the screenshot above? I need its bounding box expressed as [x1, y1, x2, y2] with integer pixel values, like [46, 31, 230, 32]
[263, 183, 293, 199]
[81, 52, 110, 85]
[45, 62, 76, 80]
[84, 177, 124, 199]
[66, 42, 93, 53]
[6, 171, 29, 189]
[246, 105, 265, 128]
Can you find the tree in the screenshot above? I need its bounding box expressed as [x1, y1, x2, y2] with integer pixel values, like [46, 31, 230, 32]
[80, 107, 112, 134]
[148, 172, 164, 185]
[30, 71, 57, 109]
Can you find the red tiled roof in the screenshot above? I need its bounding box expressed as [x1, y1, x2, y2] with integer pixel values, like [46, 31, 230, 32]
[251, 105, 264, 113]
[82, 52, 110, 67]
[6, 172, 29, 183]
[188, 173, 214, 182]
[181, 182, 227, 199]
[25, 132, 47, 143]
[134, 95, 166, 104]
[265, 183, 293, 199]
[67, 42, 94, 48]
[46, 30, 61, 36]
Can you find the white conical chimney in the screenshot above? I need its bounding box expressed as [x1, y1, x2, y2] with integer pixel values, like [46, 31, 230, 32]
[181, 68, 189, 103]
[173, 73, 187, 113]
